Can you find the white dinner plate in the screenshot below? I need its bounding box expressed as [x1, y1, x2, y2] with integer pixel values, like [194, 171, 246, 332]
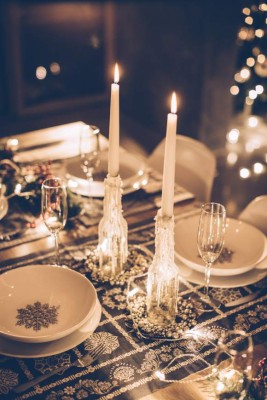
[175, 215, 267, 276]
[175, 256, 267, 288]
[66, 149, 148, 197]
[0, 196, 8, 220]
[0, 298, 101, 358]
[0, 265, 97, 343]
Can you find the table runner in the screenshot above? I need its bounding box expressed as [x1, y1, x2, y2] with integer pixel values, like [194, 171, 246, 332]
[0, 214, 267, 400]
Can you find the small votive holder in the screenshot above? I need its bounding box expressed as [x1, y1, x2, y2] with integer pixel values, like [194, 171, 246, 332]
[146, 209, 179, 326]
[98, 174, 128, 278]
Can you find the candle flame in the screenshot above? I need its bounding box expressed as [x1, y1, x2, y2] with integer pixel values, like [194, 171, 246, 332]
[114, 63, 119, 84]
[171, 92, 177, 114]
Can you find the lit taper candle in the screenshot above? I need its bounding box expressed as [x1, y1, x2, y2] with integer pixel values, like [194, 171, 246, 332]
[161, 92, 178, 217]
[108, 63, 120, 177]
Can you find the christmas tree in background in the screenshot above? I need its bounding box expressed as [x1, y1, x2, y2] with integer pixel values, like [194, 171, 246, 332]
[230, 1, 267, 117]
[226, 1, 267, 155]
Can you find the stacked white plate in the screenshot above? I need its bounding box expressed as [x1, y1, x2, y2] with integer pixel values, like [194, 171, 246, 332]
[174, 215, 267, 288]
[66, 149, 148, 197]
[0, 265, 101, 358]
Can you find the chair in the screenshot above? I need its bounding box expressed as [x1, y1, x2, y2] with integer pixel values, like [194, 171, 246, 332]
[238, 195, 267, 235]
[147, 134, 216, 203]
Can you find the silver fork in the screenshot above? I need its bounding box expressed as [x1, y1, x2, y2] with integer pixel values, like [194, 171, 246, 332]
[13, 342, 105, 393]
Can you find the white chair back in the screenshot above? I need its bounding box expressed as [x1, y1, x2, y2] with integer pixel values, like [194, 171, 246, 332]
[238, 195, 267, 235]
[147, 134, 216, 203]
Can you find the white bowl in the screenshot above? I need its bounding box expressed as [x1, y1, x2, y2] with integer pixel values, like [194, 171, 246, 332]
[0, 265, 97, 343]
[175, 215, 267, 276]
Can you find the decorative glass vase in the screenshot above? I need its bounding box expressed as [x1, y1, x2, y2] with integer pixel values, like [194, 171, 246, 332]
[146, 209, 179, 326]
[98, 174, 128, 278]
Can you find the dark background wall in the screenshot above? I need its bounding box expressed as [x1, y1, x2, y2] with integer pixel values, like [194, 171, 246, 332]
[115, 0, 242, 151]
[0, 0, 243, 153]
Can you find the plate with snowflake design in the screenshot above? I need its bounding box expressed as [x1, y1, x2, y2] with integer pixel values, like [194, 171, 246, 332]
[0, 299, 102, 358]
[0, 265, 97, 343]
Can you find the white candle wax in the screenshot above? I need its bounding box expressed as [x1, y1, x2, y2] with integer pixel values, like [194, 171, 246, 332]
[108, 64, 120, 177]
[161, 94, 178, 217]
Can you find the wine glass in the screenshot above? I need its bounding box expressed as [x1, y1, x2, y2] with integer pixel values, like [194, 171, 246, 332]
[80, 124, 100, 183]
[213, 330, 253, 399]
[197, 202, 226, 311]
[41, 177, 68, 266]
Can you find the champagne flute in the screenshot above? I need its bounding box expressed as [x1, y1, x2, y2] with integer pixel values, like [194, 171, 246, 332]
[80, 124, 100, 183]
[213, 330, 253, 399]
[41, 177, 68, 266]
[197, 202, 226, 311]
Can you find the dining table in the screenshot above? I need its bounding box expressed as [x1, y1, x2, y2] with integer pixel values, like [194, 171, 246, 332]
[0, 122, 266, 400]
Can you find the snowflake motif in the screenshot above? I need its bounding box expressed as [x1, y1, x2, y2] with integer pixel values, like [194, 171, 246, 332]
[137, 350, 159, 373]
[111, 363, 135, 381]
[81, 379, 115, 394]
[257, 304, 267, 319]
[101, 287, 127, 310]
[76, 389, 88, 399]
[247, 310, 257, 317]
[210, 287, 242, 304]
[160, 353, 173, 362]
[16, 301, 59, 332]
[173, 348, 183, 357]
[0, 369, 18, 394]
[84, 332, 119, 355]
[201, 326, 228, 341]
[234, 305, 267, 331]
[160, 345, 172, 353]
[45, 392, 58, 400]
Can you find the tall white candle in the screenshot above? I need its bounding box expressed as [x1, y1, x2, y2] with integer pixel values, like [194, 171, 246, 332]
[108, 63, 120, 177]
[161, 92, 178, 217]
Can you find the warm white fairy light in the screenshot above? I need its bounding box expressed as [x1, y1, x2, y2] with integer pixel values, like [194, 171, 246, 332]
[227, 152, 238, 165]
[226, 129, 240, 144]
[242, 7, 250, 15]
[245, 16, 253, 25]
[259, 3, 267, 11]
[257, 54, 266, 63]
[246, 96, 254, 105]
[255, 29, 264, 38]
[245, 138, 261, 152]
[256, 84, 264, 94]
[253, 162, 265, 174]
[253, 47, 261, 56]
[234, 73, 242, 83]
[230, 85, 239, 95]
[249, 89, 257, 99]
[238, 28, 249, 40]
[155, 370, 165, 381]
[240, 68, 251, 80]
[246, 57, 255, 67]
[240, 168, 251, 179]
[248, 116, 259, 127]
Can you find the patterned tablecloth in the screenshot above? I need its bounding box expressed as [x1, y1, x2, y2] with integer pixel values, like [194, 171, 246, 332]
[0, 172, 266, 400]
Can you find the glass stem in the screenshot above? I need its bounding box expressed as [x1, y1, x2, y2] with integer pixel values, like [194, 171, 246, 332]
[204, 262, 212, 298]
[54, 233, 60, 266]
[86, 169, 93, 182]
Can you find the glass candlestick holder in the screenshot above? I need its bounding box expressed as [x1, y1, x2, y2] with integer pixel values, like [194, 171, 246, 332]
[146, 209, 179, 326]
[98, 174, 128, 278]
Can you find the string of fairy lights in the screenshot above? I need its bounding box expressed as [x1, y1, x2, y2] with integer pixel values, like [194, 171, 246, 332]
[223, 2, 267, 186]
[230, 2, 267, 112]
